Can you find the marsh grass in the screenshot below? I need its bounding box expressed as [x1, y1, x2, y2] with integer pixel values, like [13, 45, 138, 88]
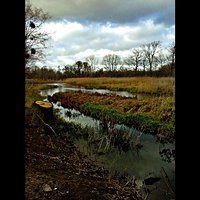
[25, 80, 57, 108]
[62, 77, 175, 95]
[25, 83, 43, 108]
[25, 77, 175, 143]
[80, 102, 175, 142]
[125, 96, 175, 124]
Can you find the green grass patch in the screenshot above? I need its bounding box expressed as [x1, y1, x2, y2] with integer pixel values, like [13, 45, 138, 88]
[80, 102, 175, 142]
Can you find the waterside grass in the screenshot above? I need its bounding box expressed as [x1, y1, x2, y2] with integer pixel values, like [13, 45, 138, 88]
[25, 80, 58, 108]
[80, 102, 175, 143]
[62, 77, 175, 95]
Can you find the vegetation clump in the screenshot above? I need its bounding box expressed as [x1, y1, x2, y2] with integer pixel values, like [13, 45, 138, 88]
[49, 91, 175, 143]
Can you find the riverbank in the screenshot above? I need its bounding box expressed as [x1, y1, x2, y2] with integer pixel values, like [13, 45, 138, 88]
[25, 107, 145, 200]
[61, 77, 175, 95]
[49, 91, 174, 143]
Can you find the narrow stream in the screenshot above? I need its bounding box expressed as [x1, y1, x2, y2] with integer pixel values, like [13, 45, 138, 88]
[40, 83, 152, 100]
[41, 83, 175, 200]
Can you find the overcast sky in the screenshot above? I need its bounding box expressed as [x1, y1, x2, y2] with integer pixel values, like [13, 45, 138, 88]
[29, 0, 175, 69]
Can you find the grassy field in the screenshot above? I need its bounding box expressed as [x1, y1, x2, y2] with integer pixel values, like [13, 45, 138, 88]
[62, 77, 175, 95]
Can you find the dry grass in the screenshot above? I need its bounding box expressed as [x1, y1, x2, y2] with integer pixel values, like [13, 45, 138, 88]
[25, 82, 46, 108]
[25, 79, 62, 108]
[62, 77, 175, 95]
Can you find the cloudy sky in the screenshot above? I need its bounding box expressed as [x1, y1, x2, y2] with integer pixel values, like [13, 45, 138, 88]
[29, 0, 175, 69]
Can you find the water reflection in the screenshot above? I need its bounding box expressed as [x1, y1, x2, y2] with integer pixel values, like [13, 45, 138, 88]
[52, 101, 175, 199]
[42, 83, 175, 200]
[40, 83, 149, 99]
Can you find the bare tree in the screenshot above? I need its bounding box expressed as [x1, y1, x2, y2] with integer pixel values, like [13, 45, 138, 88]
[102, 54, 121, 71]
[25, 0, 51, 66]
[124, 47, 143, 72]
[155, 51, 167, 69]
[142, 58, 147, 74]
[167, 42, 175, 76]
[63, 64, 76, 77]
[83, 62, 92, 76]
[75, 61, 83, 75]
[142, 41, 161, 75]
[85, 55, 98, 72]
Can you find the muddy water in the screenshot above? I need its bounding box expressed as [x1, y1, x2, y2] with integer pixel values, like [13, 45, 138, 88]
[41, 83, 175, 200]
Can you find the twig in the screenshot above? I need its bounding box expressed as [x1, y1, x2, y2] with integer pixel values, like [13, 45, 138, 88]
[104, 135, 111, 151]
[35, 113, 57, 135]
[47, 134, 54, 148]
[98, 137, 104, 151]
[160, 167, 175, 197]
[143, 193, 149, 200]
[29, 152, 61, 162]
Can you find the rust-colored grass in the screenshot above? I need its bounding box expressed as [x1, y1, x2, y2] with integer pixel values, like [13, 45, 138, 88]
[50, 92, 175, 124]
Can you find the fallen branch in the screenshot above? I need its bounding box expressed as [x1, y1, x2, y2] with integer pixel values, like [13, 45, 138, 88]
[160, 167, 175, 198]
[29, 152, 62, 162]
[35, 113, 57, 135]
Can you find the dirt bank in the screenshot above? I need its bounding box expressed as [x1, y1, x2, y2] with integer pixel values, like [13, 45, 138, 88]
[25, 108, 145, 200]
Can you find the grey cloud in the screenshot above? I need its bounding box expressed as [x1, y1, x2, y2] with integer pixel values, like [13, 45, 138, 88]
[43, 20, 173, 61]
[29, 0, 175, 67]
[153, 8, 175, 25]
[30, 0, 175, 25]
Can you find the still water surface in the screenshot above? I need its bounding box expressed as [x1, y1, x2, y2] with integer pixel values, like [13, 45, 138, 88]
[41, 83, 175, 200]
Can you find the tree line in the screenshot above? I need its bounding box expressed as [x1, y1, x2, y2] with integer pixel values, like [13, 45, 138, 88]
[63, 41, 175, 76]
